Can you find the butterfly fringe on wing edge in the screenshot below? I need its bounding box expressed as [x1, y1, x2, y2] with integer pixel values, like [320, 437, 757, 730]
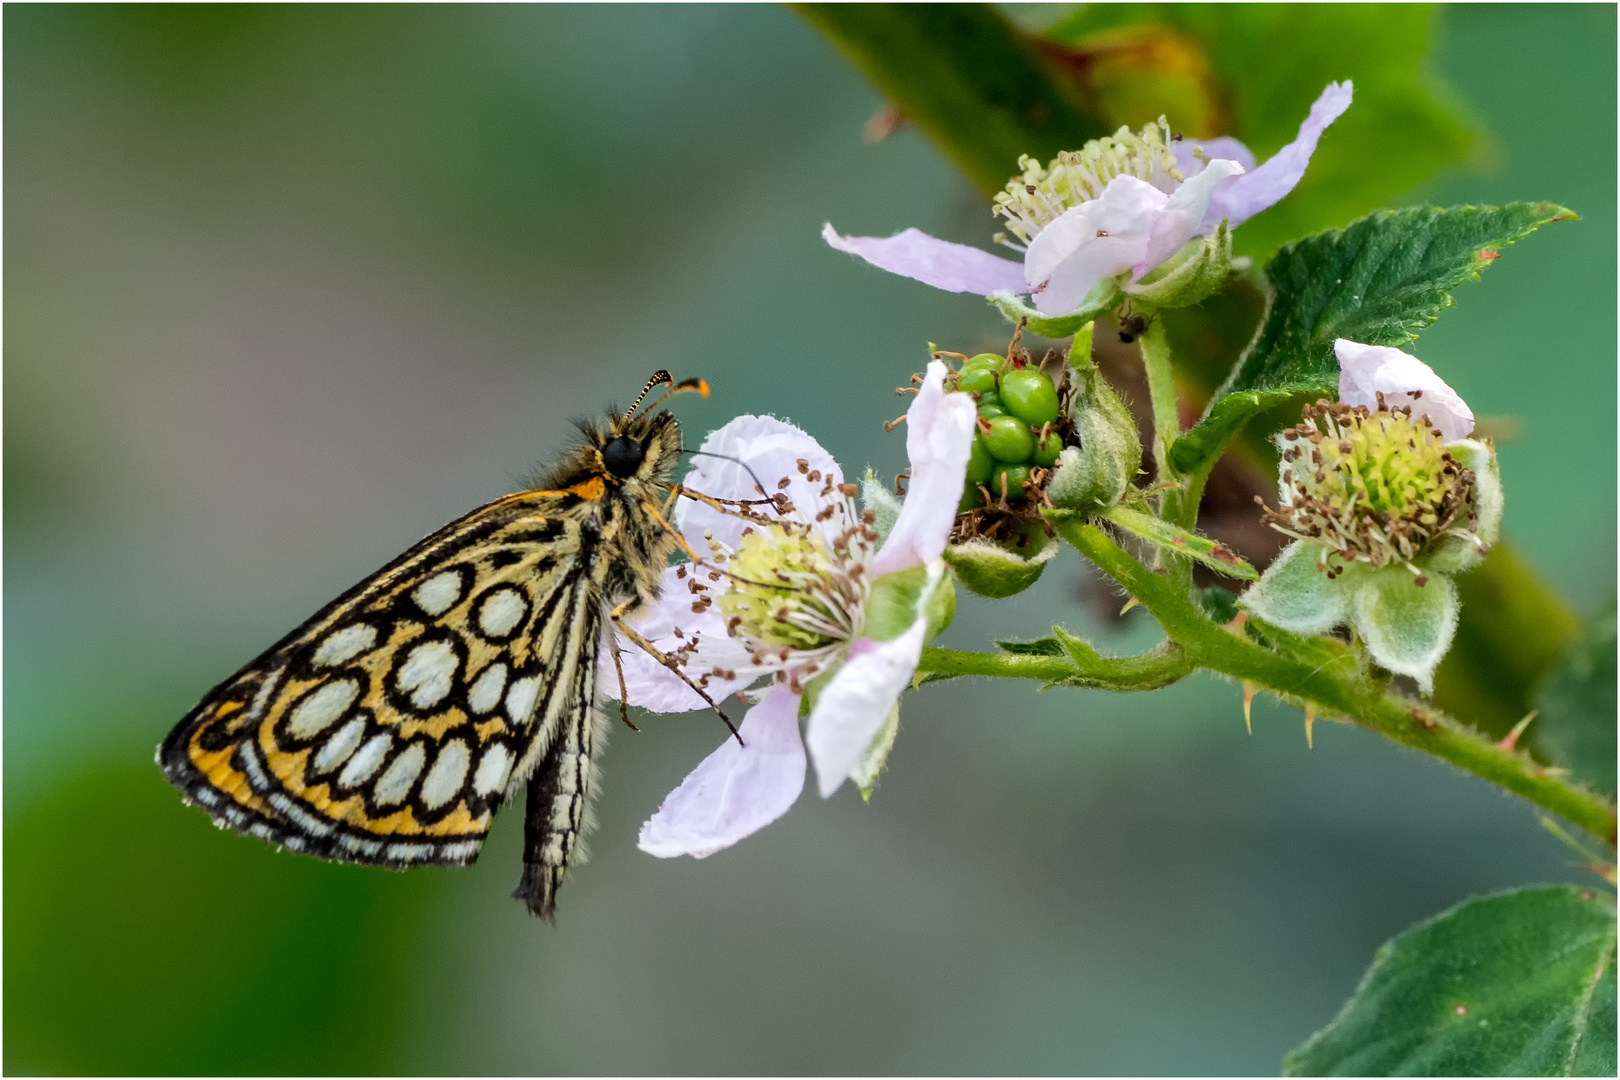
[157, 371, 743, 921]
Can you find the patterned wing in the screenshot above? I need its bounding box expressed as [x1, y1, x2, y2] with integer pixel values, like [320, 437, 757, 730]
[159, 488, 605, 871]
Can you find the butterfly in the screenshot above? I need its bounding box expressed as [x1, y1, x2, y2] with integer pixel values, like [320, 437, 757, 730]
[157, 371, 740, 920]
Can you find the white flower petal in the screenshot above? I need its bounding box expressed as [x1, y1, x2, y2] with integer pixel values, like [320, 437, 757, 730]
[603, 565, 768, 713]
[1335, 339, 1474, 442]
[676, 415, 844, 553]
[1023, 176, 1165, 316]
[1145, 158, 1245, 267]
[806, 614, 928, 798]
[1205, 81, 1353, 230]
[1172, 136, 1256, 178]
[873, 361, 976, 577]
[637, 687, 806, 858]
[822, 223, 1027, 296]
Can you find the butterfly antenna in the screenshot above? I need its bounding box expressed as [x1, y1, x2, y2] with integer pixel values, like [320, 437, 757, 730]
[639, 376, 710, 416]
[623, 370, 674, 422]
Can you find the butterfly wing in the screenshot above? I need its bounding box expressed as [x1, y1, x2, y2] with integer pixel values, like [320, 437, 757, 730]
[159, 488, 604, 871]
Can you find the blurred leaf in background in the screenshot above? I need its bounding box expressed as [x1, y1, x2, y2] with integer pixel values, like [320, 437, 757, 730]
[1039, 3, 1481, 257]
[1535, 598, 1619, 799]
[4, 765, 440, 1074]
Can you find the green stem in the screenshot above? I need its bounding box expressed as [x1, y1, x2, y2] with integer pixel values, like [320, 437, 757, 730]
[1051, 516, 1618, 845]
[1138, 317, 1180, 489]
[919, 640, 1191, 692]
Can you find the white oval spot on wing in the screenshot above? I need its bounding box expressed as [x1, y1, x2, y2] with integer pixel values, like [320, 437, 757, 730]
[340, 733, 392, 787]
[420, 740, 471, 810]
[311, 716, 367, 774]
[506, 676, 541, 726]
[312, 624, 377, 668]
[478, 588, 528, 638]
[467, 662, 507, 714]
[287, 680, 360, 739]
[396, 639, 459, 709]
[473, 743, 513, 796]
[373, 743, 427, 806]
[413, 570, 464, 616]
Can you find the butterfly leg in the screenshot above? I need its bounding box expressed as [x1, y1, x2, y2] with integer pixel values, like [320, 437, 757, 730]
[603, 628, 641, 733]
[609, 599, 743, 745]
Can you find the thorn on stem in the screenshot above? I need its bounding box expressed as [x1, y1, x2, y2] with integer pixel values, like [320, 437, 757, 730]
[1242, 682, 1255, 735]
[1304, 704, 1317, 749]
[1498, 709, 1538, 752]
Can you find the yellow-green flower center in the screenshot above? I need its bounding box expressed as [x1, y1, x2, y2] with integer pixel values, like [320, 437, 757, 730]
[1264, 401, 1476, 569]
[992, 120, 1184, 246]
[716, 523, 860, 652]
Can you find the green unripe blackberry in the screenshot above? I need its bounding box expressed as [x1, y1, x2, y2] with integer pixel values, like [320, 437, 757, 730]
[976, 400, 1008, 419]
[959, 481, 985, 512]
[990, 463, 1031, 502]
[965, 434, 996, 484]
[981, 415, 1035, 462]
[957, 365, 1000, 397]
[1032, 429, 1064, 468]
[1000, 367, 1061, 427]
[964, 352, 1004, 370]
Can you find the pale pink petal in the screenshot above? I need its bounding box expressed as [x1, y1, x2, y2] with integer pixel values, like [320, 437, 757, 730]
[1335, 339, 1474, 442]
[603, 565, 768, 713]
[1205, 81, 1353, 230]
[806, 613, 928, 798]
[822, 223, 1027, 296]
[1172, 137, 1256, 178]
[872, 360, 976, 577]
[675, 415, 843, 554]
[1024, 176, 1166, 315]
[1144, 158, 1245, 266]
[637, 687, 806, 858]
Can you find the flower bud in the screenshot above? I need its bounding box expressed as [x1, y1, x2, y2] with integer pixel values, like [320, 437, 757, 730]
[1048, 326, 1141, 513]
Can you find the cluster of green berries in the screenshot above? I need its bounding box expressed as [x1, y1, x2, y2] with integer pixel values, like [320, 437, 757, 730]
[954, 352, 1064, 510]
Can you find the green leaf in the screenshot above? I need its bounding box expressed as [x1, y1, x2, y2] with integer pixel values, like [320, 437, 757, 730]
[1536, 598, 1618, 798]
[1170, 203, 1572, 476]
[790, 4, 1106, 197]
[1097, 504, 1258, 580]
[995, 637, 1065, 657]
[1194, 585, 1240, 624]
[1042, 4, 1482, 259]
[1286, 886, 1617, 1077]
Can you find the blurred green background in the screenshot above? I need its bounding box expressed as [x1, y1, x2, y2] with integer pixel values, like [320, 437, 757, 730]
[5, 4, 1614, 1074]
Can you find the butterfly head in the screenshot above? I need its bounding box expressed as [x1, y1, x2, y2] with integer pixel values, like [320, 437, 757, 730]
[581, 370, 709, 490]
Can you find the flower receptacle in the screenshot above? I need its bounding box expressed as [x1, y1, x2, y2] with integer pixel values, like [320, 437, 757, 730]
[1121, 220, 1234, 309]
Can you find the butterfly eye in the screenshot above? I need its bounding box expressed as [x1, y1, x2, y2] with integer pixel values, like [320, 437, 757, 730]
[602, 436, 645, 478]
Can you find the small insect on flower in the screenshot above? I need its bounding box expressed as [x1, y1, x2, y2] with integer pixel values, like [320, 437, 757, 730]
[1115, 308, 1151, 344]
[157, 371, 737, 921]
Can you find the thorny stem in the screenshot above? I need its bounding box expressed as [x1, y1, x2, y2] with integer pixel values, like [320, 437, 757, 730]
[1056, 518, 1616, 845]
[917, 519, 1614, 844]
[920, 639, 1191, 692]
